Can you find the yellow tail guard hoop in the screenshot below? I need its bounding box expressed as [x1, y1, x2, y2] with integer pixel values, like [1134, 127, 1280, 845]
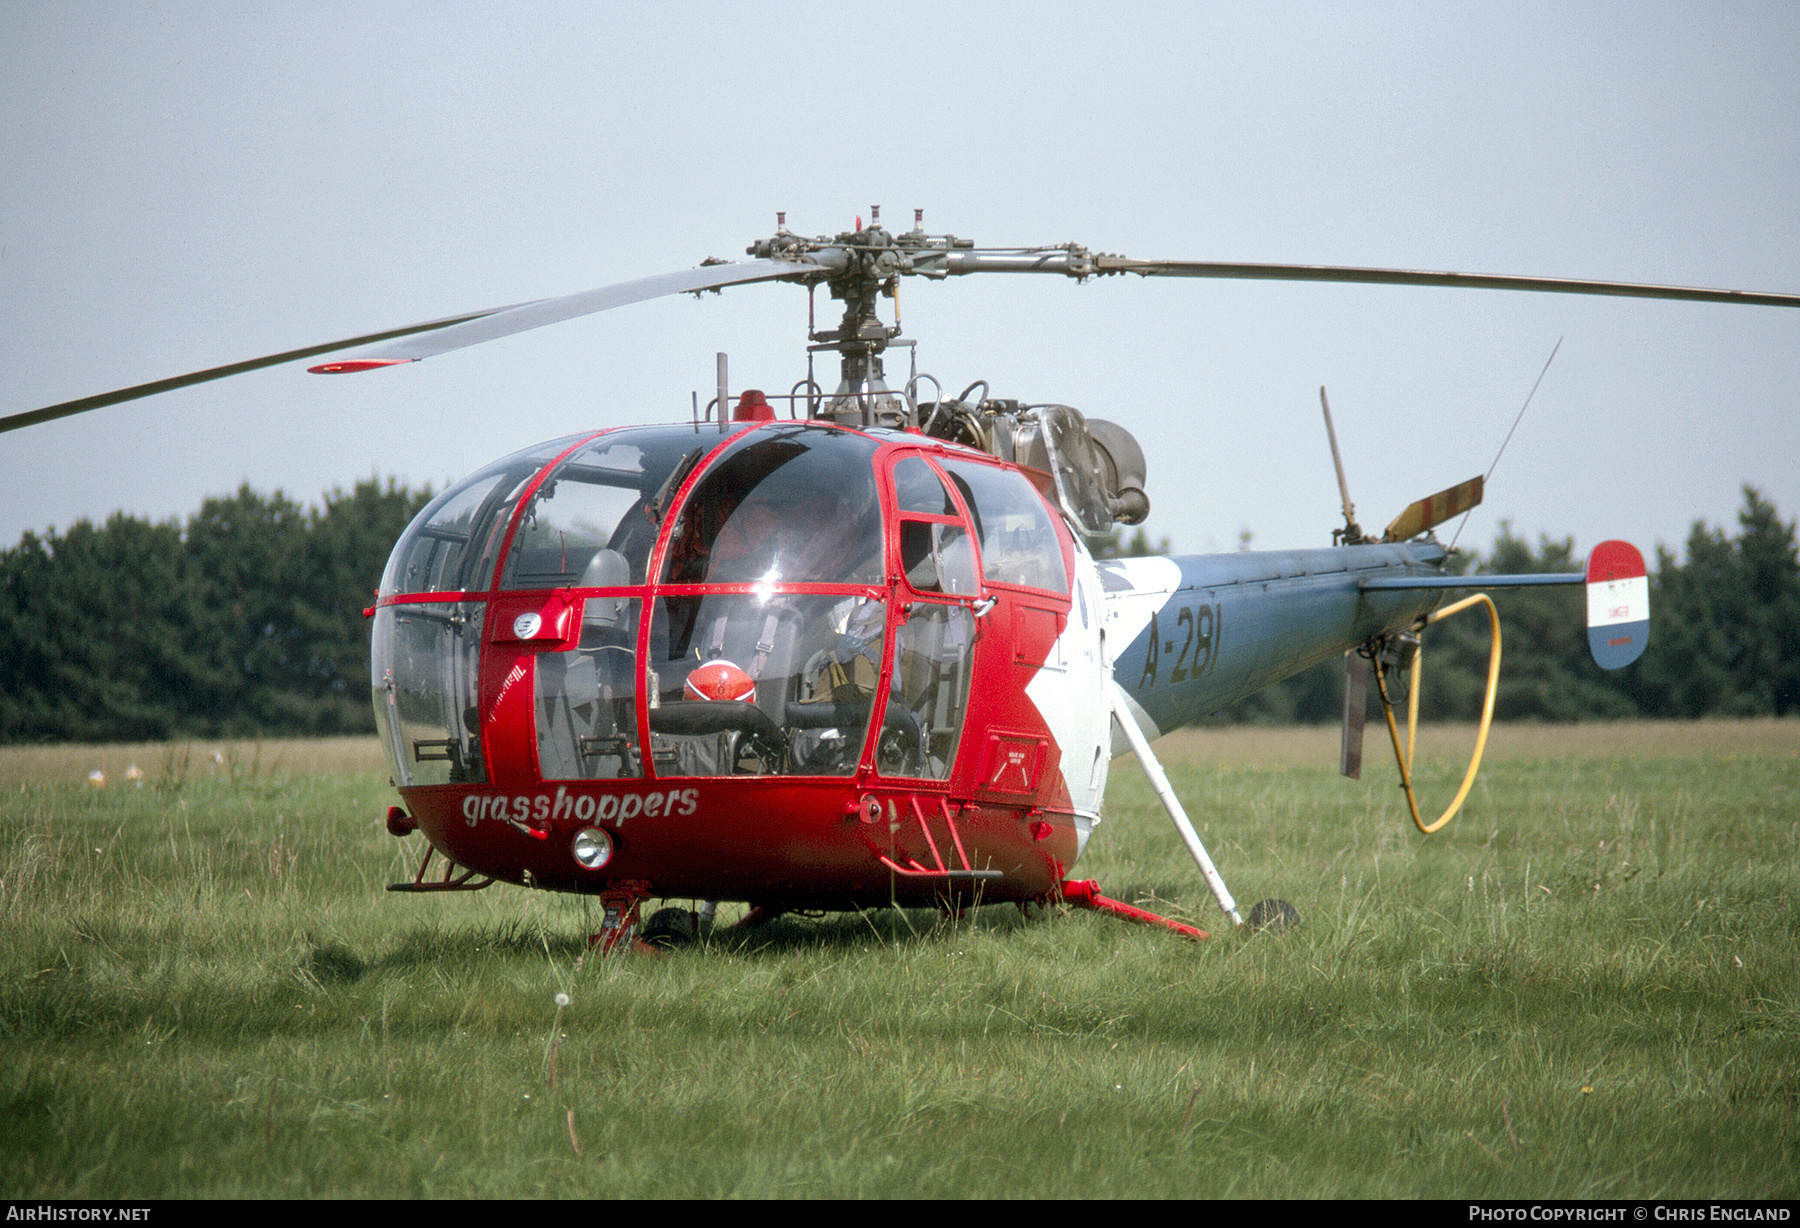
[1371, 593, 1502, 835]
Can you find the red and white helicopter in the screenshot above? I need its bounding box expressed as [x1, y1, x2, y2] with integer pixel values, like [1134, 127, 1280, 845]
[9, 210, 1796, 948]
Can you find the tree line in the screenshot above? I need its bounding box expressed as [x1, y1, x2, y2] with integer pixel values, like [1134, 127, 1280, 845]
[1, 480, 431, 743]
[2, 483, 1794, 744]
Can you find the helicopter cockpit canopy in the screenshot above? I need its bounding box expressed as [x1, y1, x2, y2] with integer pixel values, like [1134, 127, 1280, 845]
[370, 420, 1072, 795]
[660, 426, 884, 587]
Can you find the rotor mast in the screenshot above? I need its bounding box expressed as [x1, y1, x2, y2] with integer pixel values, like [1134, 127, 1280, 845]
[749, 207, 917, 425]
[744, 212, 1113, 426]
[813, 208, 907, 426]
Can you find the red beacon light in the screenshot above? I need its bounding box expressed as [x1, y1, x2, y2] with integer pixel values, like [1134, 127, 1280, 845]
[732, 388, 775, 422]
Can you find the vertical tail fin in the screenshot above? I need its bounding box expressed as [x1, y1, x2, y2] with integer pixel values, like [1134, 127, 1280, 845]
[1586, 541, 1649, 669]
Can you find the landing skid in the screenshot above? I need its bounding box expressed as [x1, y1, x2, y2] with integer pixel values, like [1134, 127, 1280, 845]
[1059, 878, 1210, 940]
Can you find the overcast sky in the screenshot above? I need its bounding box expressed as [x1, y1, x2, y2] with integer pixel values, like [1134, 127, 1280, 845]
[5, 1, 1797, 564]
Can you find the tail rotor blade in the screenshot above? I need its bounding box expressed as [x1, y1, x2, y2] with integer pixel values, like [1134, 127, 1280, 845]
[1383, 476, 1484, 542]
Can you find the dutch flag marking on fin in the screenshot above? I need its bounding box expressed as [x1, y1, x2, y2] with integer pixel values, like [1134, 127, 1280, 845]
[1585, 540, 1649, 670]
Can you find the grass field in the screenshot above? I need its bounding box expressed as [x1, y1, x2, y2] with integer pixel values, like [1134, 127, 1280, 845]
[3, 721, 1796, 1198]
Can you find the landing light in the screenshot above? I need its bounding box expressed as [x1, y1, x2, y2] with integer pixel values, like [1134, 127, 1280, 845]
[572, 826, 614, 870]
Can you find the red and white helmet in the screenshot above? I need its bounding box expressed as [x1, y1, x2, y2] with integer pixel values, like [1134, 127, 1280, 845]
[684, 659, 756, 703]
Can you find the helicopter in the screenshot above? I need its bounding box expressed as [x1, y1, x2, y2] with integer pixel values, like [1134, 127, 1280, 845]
[8, 209, 1797, 950]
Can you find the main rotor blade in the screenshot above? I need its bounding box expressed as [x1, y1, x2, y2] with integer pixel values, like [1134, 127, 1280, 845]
[2, 258, 820, 434]
[311, 259, 820, 370]
[1092, 256, 1800, 309]
[0, 305, 529, 434]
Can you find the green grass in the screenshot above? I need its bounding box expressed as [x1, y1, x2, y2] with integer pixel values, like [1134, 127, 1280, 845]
[2, 723, 1796, 1197]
